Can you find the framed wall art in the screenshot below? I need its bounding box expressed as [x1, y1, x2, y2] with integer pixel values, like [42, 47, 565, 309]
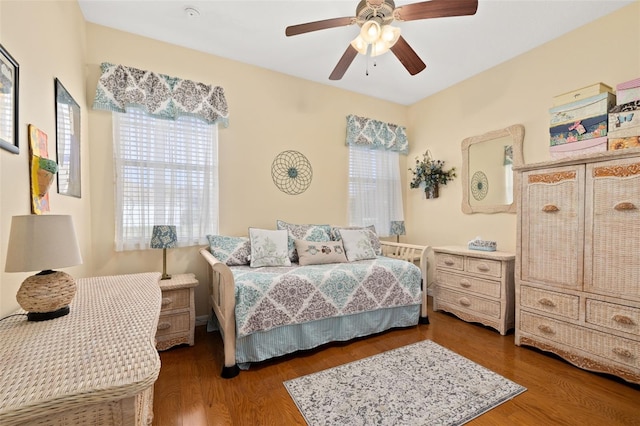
[55, 78, 81, 197]
[0, 43, 19, 154]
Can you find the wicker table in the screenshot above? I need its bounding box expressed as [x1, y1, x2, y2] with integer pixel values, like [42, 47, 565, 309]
[0, 273, 162, 425]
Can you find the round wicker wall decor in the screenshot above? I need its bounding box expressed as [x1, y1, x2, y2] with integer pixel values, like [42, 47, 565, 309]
[271, 150, 313, 195]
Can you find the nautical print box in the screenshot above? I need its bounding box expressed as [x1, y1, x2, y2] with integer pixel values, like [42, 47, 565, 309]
[552, 82, 613, 107]
[549, 92, 616, 126]
[616, 77, 640, 105]
[550, 114, 608, 146]
[550, 137, 607, 159]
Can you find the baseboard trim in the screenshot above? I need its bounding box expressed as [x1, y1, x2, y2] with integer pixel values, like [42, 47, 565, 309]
[196, 315, 208, 327]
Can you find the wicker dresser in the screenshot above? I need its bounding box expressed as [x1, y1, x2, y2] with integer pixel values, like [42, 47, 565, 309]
[515, 149, 640, 384]
[433, 246, 515, 335]
[0, 273, 162, 425]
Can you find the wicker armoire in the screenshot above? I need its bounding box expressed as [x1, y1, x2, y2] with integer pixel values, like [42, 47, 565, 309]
[515, 149, 640, 385]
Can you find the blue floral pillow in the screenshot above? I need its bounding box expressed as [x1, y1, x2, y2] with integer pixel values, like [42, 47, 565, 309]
[207, 235, 251, 266]
[276, 220, 331, 263]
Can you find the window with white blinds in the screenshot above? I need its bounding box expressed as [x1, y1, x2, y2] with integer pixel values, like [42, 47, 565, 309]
[112, 108, 219, 251]
[348, 145, 404, 237]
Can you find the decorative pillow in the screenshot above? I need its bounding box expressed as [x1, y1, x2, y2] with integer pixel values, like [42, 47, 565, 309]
[339, 229, 378, 262]
[206, 235, 250, 266]
[249, 228, 291, 268]
[276, 220, 331, 262]
[295, 239, 348, 266]
[331, 225, 381, 255]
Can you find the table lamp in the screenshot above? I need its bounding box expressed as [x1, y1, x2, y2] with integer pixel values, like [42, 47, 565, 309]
[150, 225, 177, 280]
[5, 215, 83, 321]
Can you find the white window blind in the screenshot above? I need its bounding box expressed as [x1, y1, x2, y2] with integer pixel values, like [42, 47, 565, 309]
[348, 146, 404, 237]
[112, 108, 218, 251]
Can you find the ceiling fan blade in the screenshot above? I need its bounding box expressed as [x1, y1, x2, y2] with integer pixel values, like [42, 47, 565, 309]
[286, 17, 355, 37]
[329, 45, 358, 80]
[390, 36, 426, 76]
[395, 0, 478, 22]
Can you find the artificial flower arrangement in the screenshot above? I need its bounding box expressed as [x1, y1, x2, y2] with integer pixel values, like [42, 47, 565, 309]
[409, 150, 456, 198]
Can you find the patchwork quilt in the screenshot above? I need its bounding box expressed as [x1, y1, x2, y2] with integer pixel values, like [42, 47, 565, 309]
[230, 257, 422, 338]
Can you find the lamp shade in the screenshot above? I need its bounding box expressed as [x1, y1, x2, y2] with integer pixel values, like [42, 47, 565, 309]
[150, 225, 177, 249]
[5, 215, 83, 273]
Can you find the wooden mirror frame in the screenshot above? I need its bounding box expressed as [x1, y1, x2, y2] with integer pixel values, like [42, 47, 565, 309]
[461, 124, 524, 214]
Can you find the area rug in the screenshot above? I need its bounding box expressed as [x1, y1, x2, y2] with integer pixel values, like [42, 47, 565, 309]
[284, 340, 526, 426]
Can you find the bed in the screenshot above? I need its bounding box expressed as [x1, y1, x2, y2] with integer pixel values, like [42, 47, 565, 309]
[199, 240, 429, 378]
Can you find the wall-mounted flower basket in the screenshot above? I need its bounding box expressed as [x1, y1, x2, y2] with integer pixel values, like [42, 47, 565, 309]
[409, 150, 456, 199]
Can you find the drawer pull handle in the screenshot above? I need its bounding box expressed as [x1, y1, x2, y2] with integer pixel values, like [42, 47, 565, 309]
[459, 279, 472, 288]
[614, 202, 637, 211]
[459, 297, 471, 307]
[612, 347, 634, 359]
[161, 298, 172, 306]
[476, 263, 490, 272]
[157, 322, 171, 330]
[537, 298, 556, 308]
[542, 204, 559, 212]
[537, 324, 555, 334]
[612, 314, 635, 325]
[444, 258, 455, 266]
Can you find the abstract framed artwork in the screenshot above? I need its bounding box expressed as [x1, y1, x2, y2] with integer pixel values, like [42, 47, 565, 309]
[0, 43, 19, 154]
[28, 124, 57, 214]
[55, 78, 81, 197]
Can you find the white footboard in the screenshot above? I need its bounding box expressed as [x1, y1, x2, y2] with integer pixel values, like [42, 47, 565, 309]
[199, 248, 239, 378]
[379, 241, 430, 322]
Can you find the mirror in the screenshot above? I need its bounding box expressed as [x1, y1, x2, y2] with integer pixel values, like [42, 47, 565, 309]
[461, 124, 524, 214]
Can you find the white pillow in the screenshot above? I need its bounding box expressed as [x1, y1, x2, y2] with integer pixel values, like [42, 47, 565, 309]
[339, 229, 377, 262]
[249, 228, 291, 267]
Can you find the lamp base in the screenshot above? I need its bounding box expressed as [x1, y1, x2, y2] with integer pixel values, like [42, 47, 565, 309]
[27, 306, 70, 322]
[160, 273, 172, 280]
[16, 270, 76, 318]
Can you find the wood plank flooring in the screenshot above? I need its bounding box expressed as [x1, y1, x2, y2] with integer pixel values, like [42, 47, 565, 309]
[153, 299, 640, 425]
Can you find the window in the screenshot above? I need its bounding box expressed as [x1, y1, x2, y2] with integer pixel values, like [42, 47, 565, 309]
[112, 108, 218, 251]
[348, 145, 404, 237]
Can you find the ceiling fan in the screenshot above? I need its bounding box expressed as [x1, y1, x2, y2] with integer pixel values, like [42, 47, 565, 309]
[285, 0, 478, 80]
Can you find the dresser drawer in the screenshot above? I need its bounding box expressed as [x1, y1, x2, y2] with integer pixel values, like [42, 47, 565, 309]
[435, 253, 464, 271]
[466, 257, 502, 278]
[436, 270, 501, 299]
[156, 311, 190, 336]
[160, 288, 190, 312]
[520, 286, 579, 320]
[520, 312, 640, 369]
[586, 299, 640, 337]
[435, 288, 501, 318]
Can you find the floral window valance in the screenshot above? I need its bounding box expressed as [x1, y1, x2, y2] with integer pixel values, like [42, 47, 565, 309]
[92, 62, 229, 127]
[346, 114, 409, 154]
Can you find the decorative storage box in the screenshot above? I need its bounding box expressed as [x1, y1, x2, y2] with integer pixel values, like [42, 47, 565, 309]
[550, 136, 607, 159]
[608, 110, 640, 131]
[616, 77, 640, 105]
[550, 115, 607, 146]
[608, 136, 640, 150]
[467, 239, 497, 252]
[552, 82, 613, 107]
[549, 92, 616, 126]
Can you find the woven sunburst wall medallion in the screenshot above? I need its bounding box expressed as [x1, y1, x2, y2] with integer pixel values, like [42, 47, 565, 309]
[471, 171, 489, 201]
[271, 150, 313, 195]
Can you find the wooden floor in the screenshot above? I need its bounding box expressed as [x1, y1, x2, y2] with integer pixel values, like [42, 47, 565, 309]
[153, 299, 640, 425]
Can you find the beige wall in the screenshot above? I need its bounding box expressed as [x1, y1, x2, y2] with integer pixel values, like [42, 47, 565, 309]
[1, 1, 638, 318]
[405, 2, 639, 287]
[84, 24, 408, 317]
[0, 0, 92, 316]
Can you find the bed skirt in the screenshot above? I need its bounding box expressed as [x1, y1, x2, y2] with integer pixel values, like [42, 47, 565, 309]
[209, 304, 420, 369]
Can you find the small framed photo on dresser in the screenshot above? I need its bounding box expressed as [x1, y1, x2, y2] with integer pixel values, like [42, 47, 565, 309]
[0, 43, 19, 154]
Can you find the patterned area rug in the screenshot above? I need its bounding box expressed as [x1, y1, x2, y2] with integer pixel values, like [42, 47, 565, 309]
[284, 340, 526, 426]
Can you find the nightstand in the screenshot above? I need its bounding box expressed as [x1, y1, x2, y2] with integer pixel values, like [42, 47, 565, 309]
[156, 273, 199, 351]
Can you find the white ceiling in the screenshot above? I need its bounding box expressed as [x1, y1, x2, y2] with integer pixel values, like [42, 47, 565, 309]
[77, 0, 634, 105]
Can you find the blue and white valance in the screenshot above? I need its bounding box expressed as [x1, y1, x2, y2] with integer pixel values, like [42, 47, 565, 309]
[92, 62, 229, 127]
[346, 114, 408, 154]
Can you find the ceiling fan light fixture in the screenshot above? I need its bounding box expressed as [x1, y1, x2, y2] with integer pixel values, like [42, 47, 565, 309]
[350, 35, 369, 55]
[370, 39, 391, 57]
[380, 25, 401, 45]
[360, 20, 381, 43]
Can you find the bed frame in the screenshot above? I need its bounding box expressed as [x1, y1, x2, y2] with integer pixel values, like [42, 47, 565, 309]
[199, 240, 430, 378]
